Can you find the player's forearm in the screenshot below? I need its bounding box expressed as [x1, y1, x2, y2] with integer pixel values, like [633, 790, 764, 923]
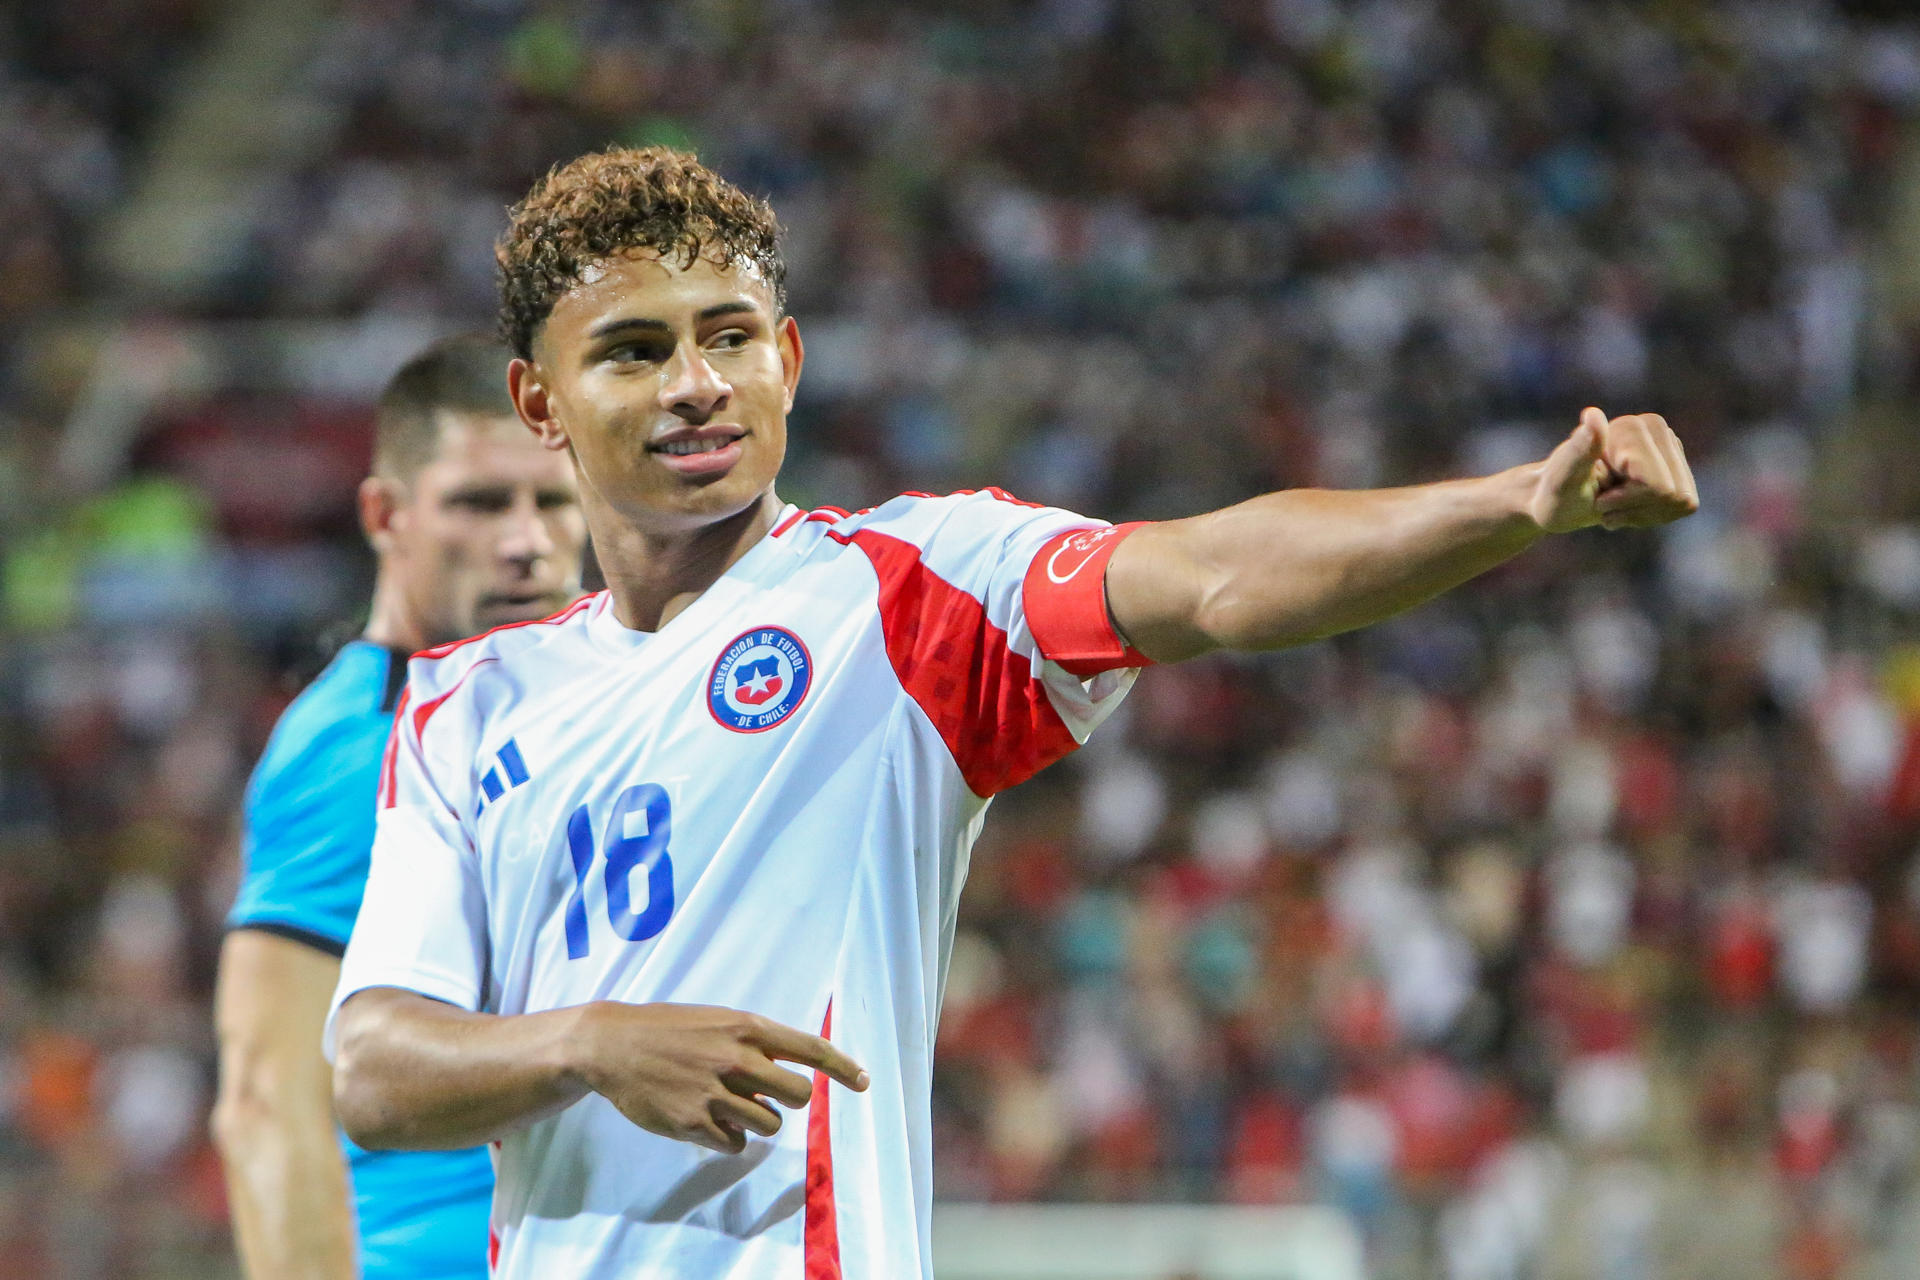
[332, 987, 596, 1150]
[212, 1083, 356, 1278]
[1112, 465, 1543, 660]
[213, 931, 357, 1277]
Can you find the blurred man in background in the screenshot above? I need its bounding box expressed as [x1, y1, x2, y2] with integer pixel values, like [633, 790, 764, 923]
[211, 333, 587, 1279]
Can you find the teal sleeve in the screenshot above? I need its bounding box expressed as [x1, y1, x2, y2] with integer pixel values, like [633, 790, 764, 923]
[227, 663, 394, 953]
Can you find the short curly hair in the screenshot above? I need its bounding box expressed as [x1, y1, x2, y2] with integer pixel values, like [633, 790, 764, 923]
[496, 146, 786, 359]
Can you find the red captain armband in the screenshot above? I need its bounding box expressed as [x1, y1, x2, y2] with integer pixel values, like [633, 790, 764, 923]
[1021, 523, 1154, 678]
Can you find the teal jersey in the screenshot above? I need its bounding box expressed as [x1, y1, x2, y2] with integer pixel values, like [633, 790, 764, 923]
[229, 640, 494, 1278]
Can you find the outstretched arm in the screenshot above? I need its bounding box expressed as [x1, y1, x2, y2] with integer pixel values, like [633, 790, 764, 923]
[1106, 409, 1698, 662]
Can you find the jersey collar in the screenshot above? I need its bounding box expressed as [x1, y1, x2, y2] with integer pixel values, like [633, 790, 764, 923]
[582, 503, 800, 653]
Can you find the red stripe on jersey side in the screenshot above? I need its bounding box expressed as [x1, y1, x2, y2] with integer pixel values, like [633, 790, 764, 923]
[377, 688, 411, 809]
[486, 1141, 504, 1271]
[805, 1001, 841, 1280]
[837, 527, 1079, 797]
[413, 593, 598, 661]
[771, 509, 806, 538]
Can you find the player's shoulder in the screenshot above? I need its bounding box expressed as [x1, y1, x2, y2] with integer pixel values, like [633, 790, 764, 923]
[253, 642, 402, 782]
[400, 593, 602, 728]
[777, 488, 1073, 554]
[864, 488, 1056, 536]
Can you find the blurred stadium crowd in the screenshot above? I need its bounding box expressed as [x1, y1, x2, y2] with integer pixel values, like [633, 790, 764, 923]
[5, 0, 1920, 1276]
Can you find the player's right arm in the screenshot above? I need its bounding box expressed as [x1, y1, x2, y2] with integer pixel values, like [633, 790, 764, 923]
[1105, 408, 1698, 661]
[333, 665, 866, 1156]
[212, 931, 356, 1280]
[333, 989, 867, 1155]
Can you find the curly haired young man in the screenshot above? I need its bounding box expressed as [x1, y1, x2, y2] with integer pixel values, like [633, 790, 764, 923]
[329, 147, 1696, 1279]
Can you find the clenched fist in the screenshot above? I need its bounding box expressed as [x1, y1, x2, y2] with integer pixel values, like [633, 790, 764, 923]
[1528, 406, 1700, 534]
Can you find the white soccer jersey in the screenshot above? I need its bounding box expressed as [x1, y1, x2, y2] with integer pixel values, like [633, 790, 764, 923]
[330, 490, 1149, 1280]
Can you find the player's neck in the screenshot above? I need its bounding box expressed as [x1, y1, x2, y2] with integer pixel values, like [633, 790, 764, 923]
[362, 570, 427, 654]
[594, 491, 783, 633]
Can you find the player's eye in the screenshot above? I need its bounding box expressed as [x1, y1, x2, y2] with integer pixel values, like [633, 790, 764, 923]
[536, 491, 577, 510]
[708, 329, 751, 352]
[447, 490, 511, 513]
[606, 340, 670, 365]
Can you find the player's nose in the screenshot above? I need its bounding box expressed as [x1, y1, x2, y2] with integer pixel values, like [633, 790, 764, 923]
[659, 343, 732, 423]
[497, 494, 556, 566]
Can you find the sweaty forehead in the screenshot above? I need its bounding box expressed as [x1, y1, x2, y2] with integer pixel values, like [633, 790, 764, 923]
[539, 251, 776, 352]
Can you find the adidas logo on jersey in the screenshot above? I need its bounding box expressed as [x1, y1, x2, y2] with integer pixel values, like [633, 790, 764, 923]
[475, 739, 530, 815]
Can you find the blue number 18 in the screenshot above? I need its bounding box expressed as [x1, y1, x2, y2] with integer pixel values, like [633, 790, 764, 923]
[564, 784, 674, 960]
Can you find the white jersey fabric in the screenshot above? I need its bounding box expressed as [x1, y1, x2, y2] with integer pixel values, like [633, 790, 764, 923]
[329, 490, 1149, 1280]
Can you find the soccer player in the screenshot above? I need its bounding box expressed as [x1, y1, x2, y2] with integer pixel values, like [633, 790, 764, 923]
[213, 333, 588, 1279]
[328, 148, 1698, 1279]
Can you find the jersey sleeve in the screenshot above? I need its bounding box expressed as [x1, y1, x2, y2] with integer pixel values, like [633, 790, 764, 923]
[325, 684, 489, 1057]
[227, 696, 388, 955]
[840, 489, 1151, 797]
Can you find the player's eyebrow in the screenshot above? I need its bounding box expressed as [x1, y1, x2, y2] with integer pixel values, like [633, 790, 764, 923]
[588, 302, 760, 341]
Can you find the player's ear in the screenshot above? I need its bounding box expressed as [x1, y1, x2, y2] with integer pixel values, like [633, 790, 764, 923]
[776, 316, 803, 414]
[358, 474, 406, 555]
[509, 357, 569, 452]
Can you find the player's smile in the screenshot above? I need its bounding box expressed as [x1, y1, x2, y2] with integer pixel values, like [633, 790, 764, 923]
[647, 424, 747, 478]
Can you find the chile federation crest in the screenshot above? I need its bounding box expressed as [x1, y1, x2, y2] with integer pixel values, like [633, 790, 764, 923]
[707, 626, 813, 733]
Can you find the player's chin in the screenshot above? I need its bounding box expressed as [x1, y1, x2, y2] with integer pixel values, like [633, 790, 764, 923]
[475, 592, 571, 627]
[655, 464, 778, 520]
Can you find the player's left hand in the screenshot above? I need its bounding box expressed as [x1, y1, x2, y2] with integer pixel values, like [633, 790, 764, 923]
[1528, 406, 1700, 534]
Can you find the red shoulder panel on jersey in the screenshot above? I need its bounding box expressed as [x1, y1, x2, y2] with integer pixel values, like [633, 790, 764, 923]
[1022, 523, 1154, 677]
[410, 658, 495, 743]
[412, 593, 597, 661]
[836, 527, 1078, 796]
[804, 1001, 840, 1280]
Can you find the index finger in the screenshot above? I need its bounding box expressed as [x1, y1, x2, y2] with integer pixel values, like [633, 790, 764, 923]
[748, 1019, 871, 1092]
